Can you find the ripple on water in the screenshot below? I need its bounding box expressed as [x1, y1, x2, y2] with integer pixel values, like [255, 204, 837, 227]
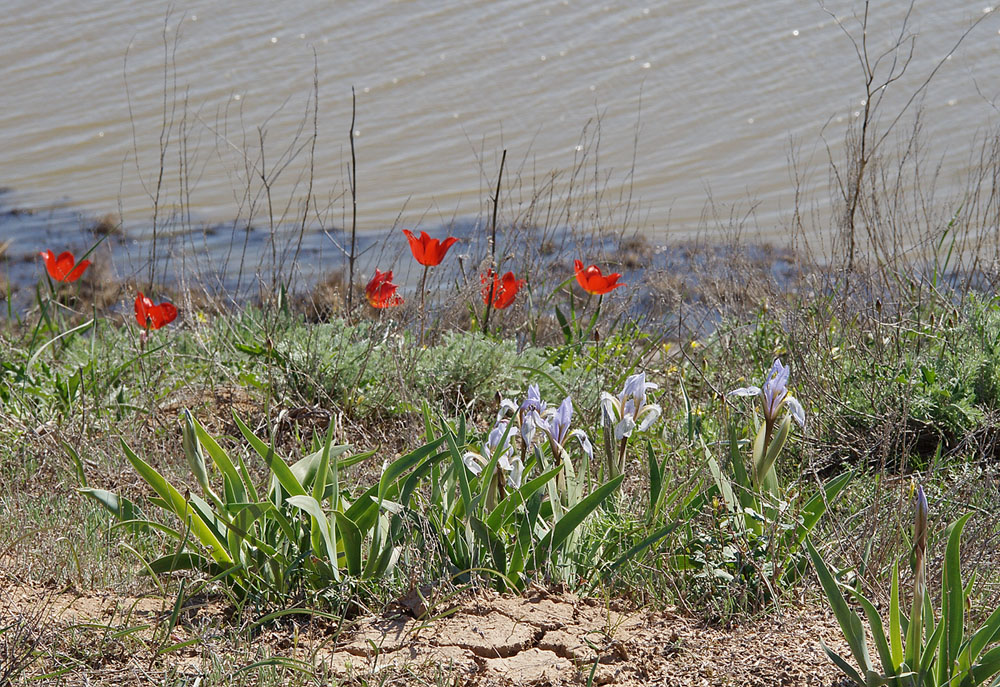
[0, 0, 994, 240]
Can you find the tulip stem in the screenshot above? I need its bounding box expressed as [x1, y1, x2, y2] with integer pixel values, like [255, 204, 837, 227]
[418, 264, 429, 346]
[590, 294, 603, 341]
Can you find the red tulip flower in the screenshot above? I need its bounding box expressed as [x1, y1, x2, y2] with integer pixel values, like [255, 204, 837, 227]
[405, 229, 457, 344]
[135, 292, 178, 330]
[481, 270, 524, 310]
[574, 260, 624, 295]
[40, 250, 91, 283]
[403, 230, 458, 267]
[366, 269, 403, 308]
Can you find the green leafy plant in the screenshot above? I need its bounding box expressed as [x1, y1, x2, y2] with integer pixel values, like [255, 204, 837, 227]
[694, 422, 851, 588]
[809, 486, 1000, 686]
[674, 359, 850, 611]
[82, 409, 442, 605]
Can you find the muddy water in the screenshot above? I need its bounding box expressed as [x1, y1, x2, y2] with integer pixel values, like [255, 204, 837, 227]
[1, 2, 998, 259]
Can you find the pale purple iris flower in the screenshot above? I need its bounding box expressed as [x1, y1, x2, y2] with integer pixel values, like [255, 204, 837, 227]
[495, 386, 543, 447]
[729, 359, 805, 428]
[516, 384, 547, 446]
[542, 395, 593, 462]
[601, 372, 662, 441]
[463, 419, 523, 489]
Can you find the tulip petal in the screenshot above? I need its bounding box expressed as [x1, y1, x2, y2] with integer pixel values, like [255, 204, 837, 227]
[402, 229, 426, 264]
[156, 302, 179, 328]
[65, 259, 91, 282]
[54, 252, 76, 280]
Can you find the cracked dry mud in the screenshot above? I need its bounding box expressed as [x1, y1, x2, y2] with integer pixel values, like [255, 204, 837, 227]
[324, 589, 852, 686]
[4, 581, 855, 685]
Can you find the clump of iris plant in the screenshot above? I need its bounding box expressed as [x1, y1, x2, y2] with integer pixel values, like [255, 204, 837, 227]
[488, 386, 594, 506]
[728, 358, 804, 492]
[600, 372, 661, 478]
[462, 419, 521, 510]
[809, 483, 1000, 687]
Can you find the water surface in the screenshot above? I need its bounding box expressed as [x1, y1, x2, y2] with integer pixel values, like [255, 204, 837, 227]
[1, 1, 997, 250]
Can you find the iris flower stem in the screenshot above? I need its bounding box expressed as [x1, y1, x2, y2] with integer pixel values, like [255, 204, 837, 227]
[418, 264, 429, 346]
[750, 416, 776, 487]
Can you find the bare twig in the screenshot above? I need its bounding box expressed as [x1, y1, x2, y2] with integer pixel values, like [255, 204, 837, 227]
[347, 87, 358, 316]
[481, 149, 507, 334]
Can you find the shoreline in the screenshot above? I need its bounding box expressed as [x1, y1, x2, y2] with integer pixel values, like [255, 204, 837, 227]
[0, 189, 806, 339]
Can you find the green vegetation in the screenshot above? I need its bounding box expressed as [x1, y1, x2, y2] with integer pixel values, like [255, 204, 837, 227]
[5, 7, 1000, 679]
[7, 259, 1000, 682]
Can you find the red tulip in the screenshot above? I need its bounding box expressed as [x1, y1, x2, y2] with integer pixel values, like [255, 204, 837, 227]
[481, 270, 524, 310]
[40, 250, 91, 283]
[366, 269, 403, 308]
[135, 293, 178, 330]
[574, 260, 624, 295]
[403, 230, 458, 267]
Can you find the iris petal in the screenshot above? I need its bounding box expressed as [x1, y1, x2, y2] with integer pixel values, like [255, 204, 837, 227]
[784, 396, 806, 428]
[728, 386, 762, 398]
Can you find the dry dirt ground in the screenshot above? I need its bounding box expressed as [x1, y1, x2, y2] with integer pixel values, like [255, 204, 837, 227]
[2, 577, 858, 686]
